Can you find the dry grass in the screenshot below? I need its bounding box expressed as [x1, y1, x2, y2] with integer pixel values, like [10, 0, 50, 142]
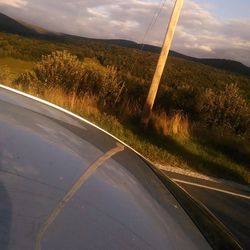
[9, 83, 101, 120]
[4, 82, 250, 184]
[8, 82, 190, 140]
[120, 100, 141, 119]
[151, 111, 190, 138]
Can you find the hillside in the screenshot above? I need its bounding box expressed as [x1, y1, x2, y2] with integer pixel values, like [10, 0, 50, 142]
[0, 12, 36, 35]
[1, 11, 250, 77]
[0, 11, 250, 103]
[1, 50, 250, 185]
[1, 12, 250, 185]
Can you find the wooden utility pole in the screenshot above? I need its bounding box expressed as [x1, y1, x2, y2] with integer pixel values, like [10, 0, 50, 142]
[141, 0, 184, 127]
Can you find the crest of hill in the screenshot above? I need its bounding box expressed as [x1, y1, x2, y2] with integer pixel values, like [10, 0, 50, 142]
[0, 11, 250, 77]
[0, 12, 36, 35]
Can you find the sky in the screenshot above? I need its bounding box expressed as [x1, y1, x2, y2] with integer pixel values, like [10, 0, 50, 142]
[0, 0, 250, 66]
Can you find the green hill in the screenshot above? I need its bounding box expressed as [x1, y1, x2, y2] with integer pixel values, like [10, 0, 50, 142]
[1, 11, 250, 77]
[0, 12, 36, 35]
[1, 13, 250, 184]
[1, 31, 249, 100]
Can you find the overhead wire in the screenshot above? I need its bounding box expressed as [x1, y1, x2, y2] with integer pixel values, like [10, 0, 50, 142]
[128, 0, 169, 74]
[139, 0, 168, 51]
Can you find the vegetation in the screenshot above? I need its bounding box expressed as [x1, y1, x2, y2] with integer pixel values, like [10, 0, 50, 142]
[200, 84, 250, 134]
[0, 65, 10, 82]
[1, 31, 250, 184]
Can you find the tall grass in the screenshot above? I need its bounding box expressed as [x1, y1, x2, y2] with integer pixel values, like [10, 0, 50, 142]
[151, 112, 189, 138]
[2, 50, 250, 184]
[6, 81, 250, 185]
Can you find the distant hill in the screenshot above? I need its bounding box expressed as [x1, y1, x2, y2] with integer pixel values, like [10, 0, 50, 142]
[198, 59, 250, 78]
[103, 41, 250, 77]
[167, 51, 250, 78]
[0, 11, 250, 77]
[0, 12, 36, 35]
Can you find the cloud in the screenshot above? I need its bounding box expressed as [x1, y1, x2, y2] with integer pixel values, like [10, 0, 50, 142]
[171, 1, 250, 65]
[0, 0, 249, 66]
[0, 0, 27, 8]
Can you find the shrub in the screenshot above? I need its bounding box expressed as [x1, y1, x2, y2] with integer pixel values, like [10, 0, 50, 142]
[0, 65, 10, 83]
[120, 72, 148, 107]
[14, 70, 38, 91]
[34, 50, 84, 91]
[15, 51, 85, 92]
[200, 83, 250, 134]
[14, 51, 126, 108]
[98, 66, 125, 107]
[158, 82, 200, 118]
[80, 58, 106, 94]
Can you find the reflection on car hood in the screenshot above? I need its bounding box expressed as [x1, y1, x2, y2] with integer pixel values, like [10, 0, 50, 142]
[0, 86, 211, 250]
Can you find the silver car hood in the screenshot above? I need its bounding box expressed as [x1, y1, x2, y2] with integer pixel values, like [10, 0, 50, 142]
[0, 86, 211, 250]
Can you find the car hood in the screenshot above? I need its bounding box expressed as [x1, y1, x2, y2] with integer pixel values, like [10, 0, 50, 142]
[0, 86, 212, 250]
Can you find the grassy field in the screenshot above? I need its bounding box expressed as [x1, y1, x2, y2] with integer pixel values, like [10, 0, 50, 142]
[0, 57, 34, 75]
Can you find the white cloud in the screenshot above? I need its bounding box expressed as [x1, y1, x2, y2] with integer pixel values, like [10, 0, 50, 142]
[170, 1, 250, 65]
[0, 0, 27, 8]
[0, 0, 249, 66]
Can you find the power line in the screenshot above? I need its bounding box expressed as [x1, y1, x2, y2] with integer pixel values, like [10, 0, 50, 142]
[128, 0, 168, 74]
[140, 0, 168, 50]
[141, 0, 184, 127]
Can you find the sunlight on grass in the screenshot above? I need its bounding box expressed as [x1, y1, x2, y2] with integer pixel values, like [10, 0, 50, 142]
[3, 82, 250, 184]
[0, 58, 34, 75]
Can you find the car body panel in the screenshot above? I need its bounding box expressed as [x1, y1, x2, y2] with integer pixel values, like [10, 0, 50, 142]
[0, 86, 235, 250]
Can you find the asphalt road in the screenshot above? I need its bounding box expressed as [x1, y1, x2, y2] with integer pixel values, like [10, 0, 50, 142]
[164, 171, 250, 249]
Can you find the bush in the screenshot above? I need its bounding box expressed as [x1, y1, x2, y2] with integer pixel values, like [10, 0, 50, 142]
[0, 65, 13, 84]
[80, 58, 108, 94]
[15, 51, 86, 92]
[200, 83, 250, 134]
[98, 66, 125, 107]
[0, 65, 11, 83]
[34, 50, 84, 91]
[14, 70, 38, 91]
[14, 51, 125, 108]
[158, 82, 200, 118]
